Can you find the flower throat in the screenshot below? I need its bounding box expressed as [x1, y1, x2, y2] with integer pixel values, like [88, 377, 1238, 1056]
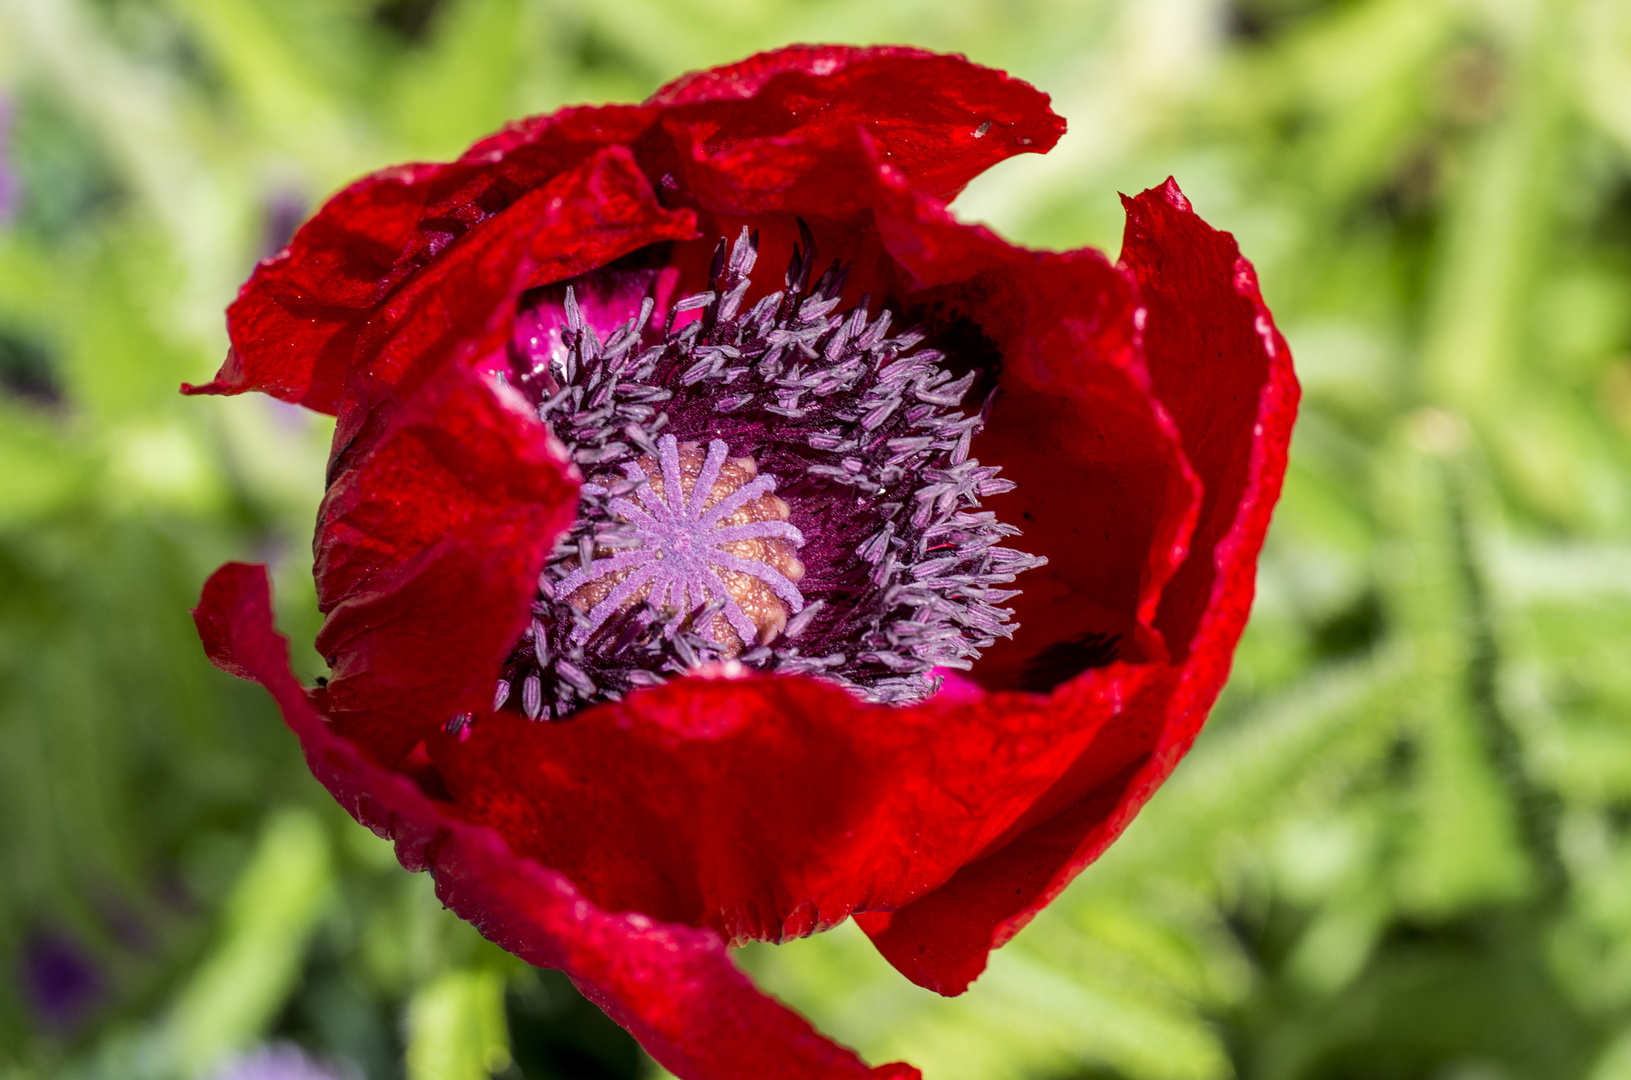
[471, 228, 1045, 726]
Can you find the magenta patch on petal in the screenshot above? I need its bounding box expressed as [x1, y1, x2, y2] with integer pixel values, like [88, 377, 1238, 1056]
[513, 265, 684, 379]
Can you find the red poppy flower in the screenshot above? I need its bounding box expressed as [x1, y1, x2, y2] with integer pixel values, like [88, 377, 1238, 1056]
[187, 45, 1296, 1080]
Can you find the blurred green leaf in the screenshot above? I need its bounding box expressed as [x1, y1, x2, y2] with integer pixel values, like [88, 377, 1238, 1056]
[406, 969, 511, 1080]
[165, 810, 333, 1077]
[0, 403, 91, 524]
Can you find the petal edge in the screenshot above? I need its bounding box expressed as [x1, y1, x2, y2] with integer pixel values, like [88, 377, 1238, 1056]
[192, 563, 921, 1080]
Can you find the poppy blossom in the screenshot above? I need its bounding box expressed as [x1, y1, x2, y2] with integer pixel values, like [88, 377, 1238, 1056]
[187, 45, 1296, 1080]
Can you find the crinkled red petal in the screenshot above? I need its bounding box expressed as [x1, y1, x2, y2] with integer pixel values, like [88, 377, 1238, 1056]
[185, 106, 657, 415]
[191, 47, 1061, 416]
[312, 148, 694, 766]
[1128, 178, 1294, 659]
[648, 45, 1062, 209]
[313, 360, 576, 766]
[193, 563, 919, 1080]
[324, 145, 695, 473]
[854, 179, 1300, 995]
[432, 663, 1168, 943]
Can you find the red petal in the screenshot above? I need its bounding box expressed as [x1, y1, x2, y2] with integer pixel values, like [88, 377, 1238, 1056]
[651, 45, 1063, 215]
[1125, 178, 1299, 659]
[311, 147, 694, 766]
[432, 663, 1170, 942]
[193, 564, 918, 1080]
[186, 106, 658, 415]
[190, 47, 1057, 412]
[855, 179, 1299, 995]
[313, 360, 576, 765]
[325, 145, 695, 471]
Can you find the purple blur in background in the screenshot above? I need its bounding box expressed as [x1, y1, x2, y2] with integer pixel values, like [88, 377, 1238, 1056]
[21, 929, 104, 1030]
[210, 1044, 359, 1080]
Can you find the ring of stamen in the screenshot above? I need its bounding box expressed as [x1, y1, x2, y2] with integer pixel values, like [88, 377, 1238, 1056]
[474, 227, 1046, 725]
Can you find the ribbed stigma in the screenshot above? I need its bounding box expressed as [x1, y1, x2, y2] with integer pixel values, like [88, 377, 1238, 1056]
[466, 226, 1047, 728]
[558, 436, 806, 655]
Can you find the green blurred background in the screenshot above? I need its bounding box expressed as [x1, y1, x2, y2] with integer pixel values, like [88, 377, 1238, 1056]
[3, 0, 1631, 1077]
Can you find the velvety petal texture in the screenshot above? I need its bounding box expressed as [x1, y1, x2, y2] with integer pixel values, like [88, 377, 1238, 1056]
[195, 564, 917, 1080]
[188, 44, 1297, 1079]
[650, 45, 1063, 216]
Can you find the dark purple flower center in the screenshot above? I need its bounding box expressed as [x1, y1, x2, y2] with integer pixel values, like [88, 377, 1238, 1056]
[468, 228, 1044, 725]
